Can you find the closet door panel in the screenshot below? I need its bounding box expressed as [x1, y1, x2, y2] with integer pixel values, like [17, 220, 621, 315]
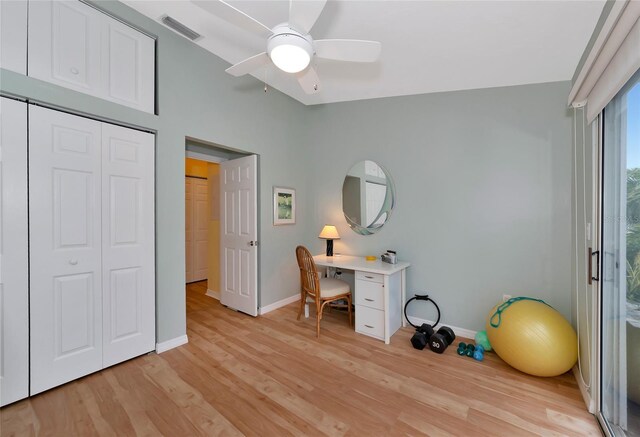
[102, 124, 154, 367]
[0, 98, 28, 406]
[29, 106, 103, 395]
[185, 178, 193, 283]
[193, 179, 209, 282]
[103, 20, 155, 113]
[29, 0, 155, 113]
[0, 0, 27, 74]
[28, 1, 103, 94]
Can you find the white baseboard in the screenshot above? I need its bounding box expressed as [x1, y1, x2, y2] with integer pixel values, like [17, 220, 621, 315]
[206, 289, 220, 300]
[572, 365, 595, 413]
[259, 294, 300, 315]
[406, 315, 477, 340]
[156, 335, 188, 353]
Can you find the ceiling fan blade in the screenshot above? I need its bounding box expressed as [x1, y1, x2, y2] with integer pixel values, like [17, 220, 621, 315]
[297, 66, 321, 94]
[314, 39, 382, 62]
[193, 0, 273, 39]
[225, 52, 271, 77]
[289, 0, 327, 34]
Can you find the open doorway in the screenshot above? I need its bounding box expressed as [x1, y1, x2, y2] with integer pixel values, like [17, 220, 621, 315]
[184, 139, 260, 318]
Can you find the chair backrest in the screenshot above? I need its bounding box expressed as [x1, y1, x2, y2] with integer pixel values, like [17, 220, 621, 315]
[295, 246, 320, 303]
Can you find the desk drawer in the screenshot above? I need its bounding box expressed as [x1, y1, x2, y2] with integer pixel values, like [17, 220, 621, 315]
[355, 279, 384, 310]
[355, 305, 384, 340]
[356, 271, 383, 283]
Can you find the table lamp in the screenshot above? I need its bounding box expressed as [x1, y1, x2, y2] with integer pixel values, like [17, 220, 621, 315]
[319, 225, 340, 256]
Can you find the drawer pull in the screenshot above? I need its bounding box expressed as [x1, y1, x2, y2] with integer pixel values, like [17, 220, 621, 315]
[365, 298, 375, 302]
[364, 324, 375, 329]
[365, 275, 374, 279]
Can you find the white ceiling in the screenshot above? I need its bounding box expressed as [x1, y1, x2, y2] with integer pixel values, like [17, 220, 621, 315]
[123, 0, 605, 106]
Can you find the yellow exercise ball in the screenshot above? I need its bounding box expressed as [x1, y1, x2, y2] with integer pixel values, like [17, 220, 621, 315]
[486, 298, 577, 377]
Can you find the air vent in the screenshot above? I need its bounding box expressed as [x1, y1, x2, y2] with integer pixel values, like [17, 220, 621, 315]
[160, 15, 201, 41]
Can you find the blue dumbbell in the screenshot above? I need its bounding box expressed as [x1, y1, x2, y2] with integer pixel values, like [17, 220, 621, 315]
[457, 342, 467, 355]
[473, 344, 485, 361]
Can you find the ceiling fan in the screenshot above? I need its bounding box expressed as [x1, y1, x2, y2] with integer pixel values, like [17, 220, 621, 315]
[193, 0, 382, 94]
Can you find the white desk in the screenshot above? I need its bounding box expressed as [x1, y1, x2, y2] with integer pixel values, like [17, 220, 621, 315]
[313, 255, 410, 344]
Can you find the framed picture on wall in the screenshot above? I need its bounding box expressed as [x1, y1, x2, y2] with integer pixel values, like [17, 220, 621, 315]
[273, 187, 296, 225]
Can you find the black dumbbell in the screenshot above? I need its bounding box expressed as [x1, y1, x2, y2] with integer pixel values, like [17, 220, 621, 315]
[429, 326, 456, 354]
[410, 323, 435, 350]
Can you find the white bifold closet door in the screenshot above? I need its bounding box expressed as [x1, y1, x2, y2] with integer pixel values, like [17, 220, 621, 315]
[0, 98, 29, 407]
[101, 123, 155, 367]
[29, 106, 155, 395]
[29, 107, 103, 395]
[0, 0, 27, 74]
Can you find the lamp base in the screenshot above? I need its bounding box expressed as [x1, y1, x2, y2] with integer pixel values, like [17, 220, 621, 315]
[326, 239, 334, 257]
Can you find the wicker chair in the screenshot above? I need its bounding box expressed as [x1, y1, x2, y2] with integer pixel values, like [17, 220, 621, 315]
[295, 245, 352, 337]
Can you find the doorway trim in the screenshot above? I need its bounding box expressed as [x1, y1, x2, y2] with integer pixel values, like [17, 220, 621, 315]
[186, 150, 226, 164]
[183, 141, 261, 315]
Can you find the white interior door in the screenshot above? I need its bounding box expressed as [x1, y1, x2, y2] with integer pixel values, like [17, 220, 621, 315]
[185, 177, 194, 283]
[0, 97, 29, 406]
[220, 155, 257, 316]
[185, 177, 209, 283]
[101, 124, 155, 368]
[193, 178, 209, 281]
[29, 106, 103, 395]
[101, 14, 155, 113]
[0, 0, 27, 74]
[28, 0, 103, 94]
[28, 0, 155, 113]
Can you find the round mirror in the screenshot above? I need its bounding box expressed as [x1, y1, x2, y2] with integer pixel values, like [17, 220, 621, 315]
[342, 160, 395, 235]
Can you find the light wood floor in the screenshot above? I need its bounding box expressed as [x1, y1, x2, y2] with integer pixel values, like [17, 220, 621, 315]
[1, 281, 601, 436]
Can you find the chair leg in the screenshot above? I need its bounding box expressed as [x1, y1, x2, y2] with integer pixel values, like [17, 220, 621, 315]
[297, 293, 305, 321]
[347, 295, 353, 327]
[316, 308, 321, 338]
[316, 301, 326, 338]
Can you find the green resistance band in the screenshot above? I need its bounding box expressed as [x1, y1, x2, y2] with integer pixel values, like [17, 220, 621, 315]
[489, 297, 551, 328]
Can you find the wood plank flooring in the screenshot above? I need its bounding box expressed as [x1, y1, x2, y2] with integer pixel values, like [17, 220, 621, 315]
[1, 281, 601, 436]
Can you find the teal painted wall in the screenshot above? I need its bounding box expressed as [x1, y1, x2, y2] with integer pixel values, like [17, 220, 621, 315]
[1, 0, 311, 343]
[1, 1, 577, 344]
[305, 82, 574, 331]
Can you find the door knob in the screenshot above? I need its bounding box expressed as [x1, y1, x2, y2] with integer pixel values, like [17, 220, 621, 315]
[69, 259, 78, 265]
[248, 241, 258, 246]
[70, 67, 79, 75]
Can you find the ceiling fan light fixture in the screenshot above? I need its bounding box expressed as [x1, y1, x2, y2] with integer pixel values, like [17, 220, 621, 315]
[268, 30, 313, 74]
[270, 44, 310, 73]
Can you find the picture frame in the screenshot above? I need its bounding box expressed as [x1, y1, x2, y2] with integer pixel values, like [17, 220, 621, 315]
[273, 186, 296, 225]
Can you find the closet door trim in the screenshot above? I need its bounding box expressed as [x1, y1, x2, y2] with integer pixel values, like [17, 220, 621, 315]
[0, 97, 29, 406]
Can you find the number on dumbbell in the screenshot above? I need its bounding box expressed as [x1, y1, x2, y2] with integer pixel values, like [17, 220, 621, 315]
[428, 326, 456, 354]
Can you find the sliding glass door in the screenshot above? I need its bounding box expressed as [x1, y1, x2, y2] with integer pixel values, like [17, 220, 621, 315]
[600, 70, 640, 436]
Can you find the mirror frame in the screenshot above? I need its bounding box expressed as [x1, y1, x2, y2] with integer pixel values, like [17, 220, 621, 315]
[342, 160, 395, 235]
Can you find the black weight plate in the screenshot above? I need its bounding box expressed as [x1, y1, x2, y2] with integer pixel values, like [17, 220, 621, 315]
[411, 332, 428, 350]
[429, 334, 447, 354]
[438, 326, 456, 345]
[419, 324, 434, 337]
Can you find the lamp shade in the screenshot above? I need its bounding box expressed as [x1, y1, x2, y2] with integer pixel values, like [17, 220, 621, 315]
[319, 225, 340, 240]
